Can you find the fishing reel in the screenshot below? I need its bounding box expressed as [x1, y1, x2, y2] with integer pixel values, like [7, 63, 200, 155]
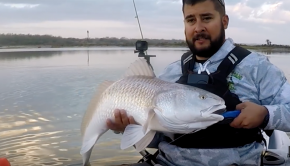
[134, 40, 156, 69]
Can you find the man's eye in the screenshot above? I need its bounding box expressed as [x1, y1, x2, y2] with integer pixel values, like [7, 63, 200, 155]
[187, 19, 194, 23]
[204, 17, 212, 20]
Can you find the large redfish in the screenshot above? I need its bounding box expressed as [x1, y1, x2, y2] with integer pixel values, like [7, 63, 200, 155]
[80, 58, 226, 166]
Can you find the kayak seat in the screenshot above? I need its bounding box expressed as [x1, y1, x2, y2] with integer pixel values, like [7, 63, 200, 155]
[262, 150, 285, 165]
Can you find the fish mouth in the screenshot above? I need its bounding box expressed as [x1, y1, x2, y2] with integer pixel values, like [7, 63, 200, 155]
[212, 108, 226, 115]
[204, 104, 226, 115]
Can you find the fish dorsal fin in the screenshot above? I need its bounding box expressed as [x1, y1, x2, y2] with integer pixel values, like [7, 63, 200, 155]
[97, 80, 115, 95]
[80, 80, 114, 137]
[122, 58, 155, 78]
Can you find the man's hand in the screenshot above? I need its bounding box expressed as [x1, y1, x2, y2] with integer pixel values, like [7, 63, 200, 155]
[106, 109, 137, 133]
[230, 101, 269, 129]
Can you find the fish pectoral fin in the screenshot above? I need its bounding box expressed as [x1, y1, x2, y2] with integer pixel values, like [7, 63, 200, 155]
[121, 124, 144, 150]
[120, 124, 154, 151]
[134, 130, 156, 152]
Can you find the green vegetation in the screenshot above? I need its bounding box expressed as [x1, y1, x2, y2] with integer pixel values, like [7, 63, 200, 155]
[0, 33, 187, 48]
[0, 34, 289, 52]
[236, 43, 290, 52]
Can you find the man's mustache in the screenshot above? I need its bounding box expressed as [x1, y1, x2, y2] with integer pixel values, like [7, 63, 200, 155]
[192, 33, 211, 41]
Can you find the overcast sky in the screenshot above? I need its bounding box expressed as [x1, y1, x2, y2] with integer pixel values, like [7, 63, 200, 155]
[0, 0, 289, 45]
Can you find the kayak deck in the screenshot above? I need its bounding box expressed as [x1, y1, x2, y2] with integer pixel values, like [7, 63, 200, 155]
[263, 149, 290, 166]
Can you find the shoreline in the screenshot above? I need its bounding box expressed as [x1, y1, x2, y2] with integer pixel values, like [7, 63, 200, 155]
[239, 45, 290, 53]
[0, 34, 288, 52]
[0, 45, 290, 53]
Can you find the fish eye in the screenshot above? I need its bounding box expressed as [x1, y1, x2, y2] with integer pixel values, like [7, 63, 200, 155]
[199, 95, 206, 100]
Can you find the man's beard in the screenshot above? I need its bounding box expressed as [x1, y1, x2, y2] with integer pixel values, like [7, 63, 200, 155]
[186, 25, 225, 58]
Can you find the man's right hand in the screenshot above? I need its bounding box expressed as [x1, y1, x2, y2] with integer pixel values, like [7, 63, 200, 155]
[106, 109, 137, 133]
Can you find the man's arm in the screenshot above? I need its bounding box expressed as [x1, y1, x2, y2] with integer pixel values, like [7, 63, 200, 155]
[256, 55, 290, 131]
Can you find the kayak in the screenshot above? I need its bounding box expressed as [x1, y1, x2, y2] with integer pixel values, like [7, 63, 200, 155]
[262, 130, 290, 166]
[124, 130, 290, 166]
[224, 111, 290, 166]
[218, 110, 290, 165]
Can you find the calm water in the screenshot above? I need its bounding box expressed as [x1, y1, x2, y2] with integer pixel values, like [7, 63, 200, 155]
[0, 47, 289, 166]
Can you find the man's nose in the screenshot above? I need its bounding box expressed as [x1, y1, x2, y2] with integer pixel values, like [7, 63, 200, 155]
[194, 20, 205, 33]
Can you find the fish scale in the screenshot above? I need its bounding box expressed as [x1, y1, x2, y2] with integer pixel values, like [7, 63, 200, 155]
[97, 76, 167, 125]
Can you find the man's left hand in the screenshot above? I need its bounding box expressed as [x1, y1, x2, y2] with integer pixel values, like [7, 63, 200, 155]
[230, 101, 269, 129]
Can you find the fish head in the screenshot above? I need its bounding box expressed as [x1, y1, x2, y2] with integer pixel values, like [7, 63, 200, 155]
[191, 87, 226, 114]
[153, 85, 226, 131]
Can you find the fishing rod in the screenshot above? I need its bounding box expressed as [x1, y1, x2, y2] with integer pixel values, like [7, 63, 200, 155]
[132, 0, 156, 70]
[132, 0, 159, 165]
[133, 0, 144, 40]
[87, 30, 90, 66]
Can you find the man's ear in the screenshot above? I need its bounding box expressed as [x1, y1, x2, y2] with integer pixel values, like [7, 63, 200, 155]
[222, 15, 229, 29]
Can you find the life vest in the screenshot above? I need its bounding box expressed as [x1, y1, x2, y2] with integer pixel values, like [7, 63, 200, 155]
[171, 46, 265, 148]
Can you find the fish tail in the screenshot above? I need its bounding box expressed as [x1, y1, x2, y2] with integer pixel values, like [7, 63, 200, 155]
[82, 146, 93, 166]
[80, 134, 101, 165]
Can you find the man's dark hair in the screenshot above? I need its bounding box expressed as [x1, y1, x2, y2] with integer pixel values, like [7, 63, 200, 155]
[182, 0, 225, 16]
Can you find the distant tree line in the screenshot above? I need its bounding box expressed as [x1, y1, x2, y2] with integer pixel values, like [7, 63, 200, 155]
[0, 34, 289, 49]
[236, 39, 290, 48]
[0, 33, 188, 47]
[236, 43, 290, 48]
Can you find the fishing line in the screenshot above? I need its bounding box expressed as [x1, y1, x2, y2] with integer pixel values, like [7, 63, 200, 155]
[165, 130, 201, 146]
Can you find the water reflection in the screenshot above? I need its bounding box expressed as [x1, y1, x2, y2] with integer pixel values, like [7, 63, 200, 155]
[87, 50, 90, 66]
[0, 48, 289, 166]
[0, 51, 63, 61]
[257, 50, 290, 55]
[0, 110, 81, 166]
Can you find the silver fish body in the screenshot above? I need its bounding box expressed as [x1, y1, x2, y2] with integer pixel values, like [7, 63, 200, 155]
[80, 59, 226, 166]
